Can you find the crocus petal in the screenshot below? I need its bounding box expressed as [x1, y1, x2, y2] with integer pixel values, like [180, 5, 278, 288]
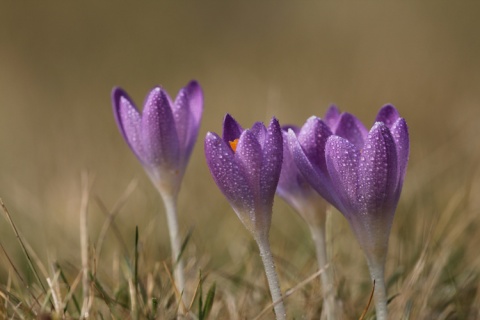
[112, 87, 145, 162]
[204, 132, 255, 227]
[184, 80, 203, 131]
[172, 87, 191, 156]
[281, 125, 299, 134]
[141, 87, 180, 168]
[375, 104, 400, 128]
[288, 129, 339, 208]
[222, 114, 243, 145]
[297, 116, 333, 177]
[251, 122, 267, 147]
[235, 129, 263, 201]
[390, 118, 409, 201]
[171, 81, 203, 165]
[358, 122, 398, 216]
[259, 118, 283, 213]
[325, 135, 360, 216]
[324, 104, 341, 131]
[335, 113, 368, 150]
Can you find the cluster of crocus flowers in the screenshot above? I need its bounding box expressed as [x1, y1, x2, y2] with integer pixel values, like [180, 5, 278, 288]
[111, 77, 409, 319]
[112, 81, 203, 304]
[204, 114, 287, 320]
[288, 105, 409, 319]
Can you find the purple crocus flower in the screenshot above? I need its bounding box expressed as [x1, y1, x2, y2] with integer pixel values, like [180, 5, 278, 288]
[111, 80, 203, 305]
[112, 81, 203, 196]
[205, 114, 287, 319]
[205, 114, 283, 237]
[288, 105, 409, 319]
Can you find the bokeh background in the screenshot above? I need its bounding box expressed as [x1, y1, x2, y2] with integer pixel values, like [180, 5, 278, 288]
[1, 2, 480, 317]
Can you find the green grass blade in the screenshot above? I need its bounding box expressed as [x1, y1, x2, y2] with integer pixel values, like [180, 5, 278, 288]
[176, 227, 193, 265]
[202, 282, 216, 319]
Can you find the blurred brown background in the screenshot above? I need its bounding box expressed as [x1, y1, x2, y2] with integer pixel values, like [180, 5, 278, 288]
[0, 2, 479, 272]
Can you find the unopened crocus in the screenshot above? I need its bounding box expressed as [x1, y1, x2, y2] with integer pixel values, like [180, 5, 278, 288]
[205, 114, 286, 320]
[277, 126, 336, 320]
[288, 105, 409, 320]
[112, 81, 203, 303]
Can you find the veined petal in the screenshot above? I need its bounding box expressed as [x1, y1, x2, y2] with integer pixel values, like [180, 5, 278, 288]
[112, 87, 145, 162]
[235, 129, 263, 199]
[375, 104, 400, 128]
[204, 132, 255, 230]
[222, 114, 243, 145]
[358, 122, 398, 216]
[325, 135, 360, 216]
[288, 129, 339, 208]
[324, 104, 341, 131]
[297, 116, 332, 177]
[335, 112, 368, 150]
[172, 87, 191, 155]
[259, 118, 283, 212]
[172, 81, 204, 167]
[391, 118, 409, 201]
[251, 122, 267, 147]
[141, 87, 180, 168]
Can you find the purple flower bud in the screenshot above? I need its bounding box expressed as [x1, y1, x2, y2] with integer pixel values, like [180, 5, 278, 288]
[112, 81, 203, 196]
[289, 105, 409, 262]
[204, 114, 283, 237]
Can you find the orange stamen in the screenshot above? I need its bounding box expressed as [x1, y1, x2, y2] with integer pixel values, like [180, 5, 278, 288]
[229, 139, 239, 152]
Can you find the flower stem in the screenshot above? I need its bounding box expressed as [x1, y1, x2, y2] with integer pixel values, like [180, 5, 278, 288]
[366, 260, 388, 320]
[309, 223, 336, 320]
[255, 234, 287, 320]
[160, 192, 186, 305]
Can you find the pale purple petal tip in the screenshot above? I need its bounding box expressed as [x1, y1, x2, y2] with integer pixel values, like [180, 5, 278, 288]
[324, 104, 341, 130]
[251, 122, 267, 146]
[297, 116, 332, 177]
[335, 112, 369, 150]
[281, 124, 299, 134]
[173, 81, 204, 166]
[375, 104, 400, 128]
[112, 87, 144, 162]
[185, 80, 203, 126]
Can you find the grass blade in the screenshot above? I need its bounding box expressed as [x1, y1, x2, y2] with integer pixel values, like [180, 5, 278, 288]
[0, 199, 52, 309]
[202, 283, 216, 319]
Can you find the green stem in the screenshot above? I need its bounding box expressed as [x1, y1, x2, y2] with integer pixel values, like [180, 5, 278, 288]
[255, 234, 286, 320]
